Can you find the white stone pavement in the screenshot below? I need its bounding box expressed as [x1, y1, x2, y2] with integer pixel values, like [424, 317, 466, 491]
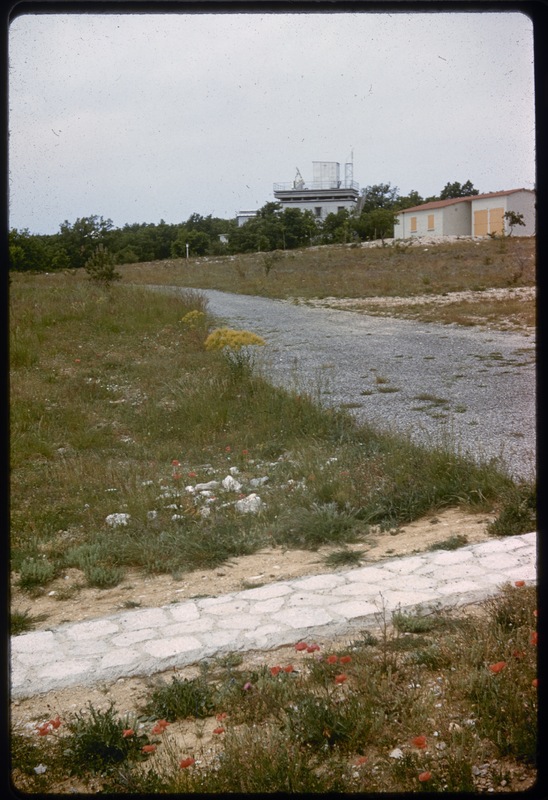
[11, 533, 536, 700]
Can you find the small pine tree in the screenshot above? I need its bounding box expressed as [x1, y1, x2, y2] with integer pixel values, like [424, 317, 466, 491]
[85, 244, 121, 286]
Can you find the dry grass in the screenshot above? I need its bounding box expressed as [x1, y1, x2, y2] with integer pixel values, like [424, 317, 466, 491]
[116, 236, 535, 332]
[117, 236, 535, 302]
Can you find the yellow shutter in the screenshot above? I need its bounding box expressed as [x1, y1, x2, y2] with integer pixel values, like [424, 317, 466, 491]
[489, 207, 504, 235]
[410, 216, 417, 232]
[427, 215, 434, 230]
[474, 209, 488, 236]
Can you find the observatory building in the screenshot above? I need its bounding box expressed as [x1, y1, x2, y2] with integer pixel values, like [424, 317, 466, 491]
[273, 160, 359, 221]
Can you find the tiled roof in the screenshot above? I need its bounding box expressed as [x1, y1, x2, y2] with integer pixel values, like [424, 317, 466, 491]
[398, 188, 532, 215]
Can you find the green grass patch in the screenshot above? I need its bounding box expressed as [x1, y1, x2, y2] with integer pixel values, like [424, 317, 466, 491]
[10, 272, 533, 596]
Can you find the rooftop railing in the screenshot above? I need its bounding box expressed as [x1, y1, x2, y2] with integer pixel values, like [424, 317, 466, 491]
[273, 180, 359, 192]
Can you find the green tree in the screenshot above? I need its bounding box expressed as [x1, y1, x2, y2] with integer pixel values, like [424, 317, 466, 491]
[171, 228, 211, 257]
[352, 208, 397, 241]
[58, 215, 114, 269]
[359, 183, 400, 213]
[321, 209, 352, 244]
[439, 180, 479, 199]
[395, 190, 424, 210]
[280, 207, 318, 249]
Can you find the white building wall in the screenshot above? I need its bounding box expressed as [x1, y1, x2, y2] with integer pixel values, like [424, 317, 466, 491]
[396, 209, 437, 238]
[443, 203, 471, 235]
[506, 190, 536, 236]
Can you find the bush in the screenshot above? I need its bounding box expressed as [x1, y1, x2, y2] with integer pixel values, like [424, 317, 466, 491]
[64, 703, 150, 775]
[487, 482, 536, 536]
[85, 244, 121, 285]
[18, 557, 56, 591]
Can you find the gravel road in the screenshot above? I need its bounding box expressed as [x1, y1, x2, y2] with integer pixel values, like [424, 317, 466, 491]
[169, 288, 536, 481]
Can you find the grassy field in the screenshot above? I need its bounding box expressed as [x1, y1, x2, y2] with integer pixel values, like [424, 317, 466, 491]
[10, 262, 534, 599]
[9, 239, 537, 793]
[117, 236, 535, 329]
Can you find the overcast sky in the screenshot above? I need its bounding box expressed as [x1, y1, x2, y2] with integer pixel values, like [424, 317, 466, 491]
[8, 9, 535, 235]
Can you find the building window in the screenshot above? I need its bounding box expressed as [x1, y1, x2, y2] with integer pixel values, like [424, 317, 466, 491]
[314, 207, 322, 218]
[489, 207, 505, 235]
[427, 214, 435, 231]
[410, 216, 417, 233]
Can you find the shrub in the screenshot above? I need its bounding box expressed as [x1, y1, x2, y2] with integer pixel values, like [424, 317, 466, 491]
[487, 482, 536, 536]
[143, 676, 216, 721]
[18, 557, 56, 591]
[84, 244, 121, 285]
[64, 703, 150, 775]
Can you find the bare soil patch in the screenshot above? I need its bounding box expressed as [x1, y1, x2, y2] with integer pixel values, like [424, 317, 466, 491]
[301, 286, 536, 333]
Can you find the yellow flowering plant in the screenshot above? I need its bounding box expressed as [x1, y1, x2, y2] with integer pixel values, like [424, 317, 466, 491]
[204, 328, 266, 378]
[204, 328, 266, 351]
[181, 310, 207, 328]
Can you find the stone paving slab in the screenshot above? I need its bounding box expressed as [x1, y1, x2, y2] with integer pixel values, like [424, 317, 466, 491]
[10, 532, 536, 700]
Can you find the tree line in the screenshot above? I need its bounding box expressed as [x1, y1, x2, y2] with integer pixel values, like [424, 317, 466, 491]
[9, 180, 479, 272]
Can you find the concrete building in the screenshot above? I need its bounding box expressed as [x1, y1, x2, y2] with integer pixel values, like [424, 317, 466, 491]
[273, 161, 360, 221]
[236, 210, 259, 227]
[395, 189, 535, 239]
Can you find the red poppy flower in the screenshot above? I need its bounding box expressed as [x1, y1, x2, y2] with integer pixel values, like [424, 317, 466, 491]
[284, 664, 294, 673]
[49, 716, 62, 729]
[307, 643, 320, 653]
[36, 723, 50, 736]
[188, 471, 197, 478]
[513, 649, 526, 659]
[489, 661, 507, 673]
[151, 719, 170, 734]
[334, 673, 347, 684]
[270, 666, 282, 676]
[122, 728, 135, 738]
[418, 771, 432, 782]
[531, 631, 538, 646]
[295, 642, 308, 651]
[326, 655, 338, 664]
[172, 460, 181, 466]
[412, 735, 427, 749]
[532, 678, 538, 688]
[172, 473, 182, 481]
[515, 580, 525, 587]
[355, 756, 368, 765]
[213, 727, 225, 734]
[534, 609, 538, 617]
[180, 757, 195, 769]
[216, 712, 228, 721]
[225, 446, 231, 453]
[142, 744, 157, 753]
[340, 655, 352, 664]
